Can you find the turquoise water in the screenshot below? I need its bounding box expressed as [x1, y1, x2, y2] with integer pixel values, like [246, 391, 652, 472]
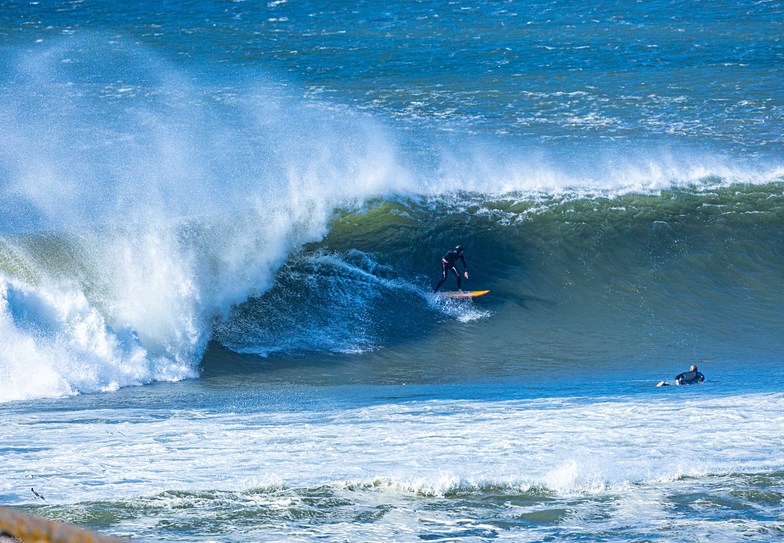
[1, 0, 783, 541]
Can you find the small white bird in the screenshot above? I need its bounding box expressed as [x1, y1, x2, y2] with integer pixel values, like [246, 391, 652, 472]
[31, 488, 45, 501]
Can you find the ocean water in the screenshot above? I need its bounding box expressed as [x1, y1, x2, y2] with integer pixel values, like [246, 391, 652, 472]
[1, 0, 783, 541]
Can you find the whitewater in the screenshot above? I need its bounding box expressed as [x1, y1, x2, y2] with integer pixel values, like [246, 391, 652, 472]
[1, 0, 783, 541]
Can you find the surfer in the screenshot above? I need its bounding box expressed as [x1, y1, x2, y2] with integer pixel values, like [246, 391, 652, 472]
[675, 364, 705, 385]
[433, 245, 468, 293]
[656, 364, 705, 387]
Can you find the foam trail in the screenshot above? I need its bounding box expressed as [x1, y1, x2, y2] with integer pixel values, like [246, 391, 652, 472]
[214, 250, 420, 356]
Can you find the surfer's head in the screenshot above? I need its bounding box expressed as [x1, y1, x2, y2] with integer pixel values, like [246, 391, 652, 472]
[690, 365, 697, 372]
[455, 244, 464, 254]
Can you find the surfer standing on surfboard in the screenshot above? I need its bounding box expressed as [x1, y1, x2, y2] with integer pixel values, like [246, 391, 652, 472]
[433, 245, 468, 293]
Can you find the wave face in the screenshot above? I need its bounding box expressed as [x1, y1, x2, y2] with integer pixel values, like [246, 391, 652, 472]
[214, 183, 784, 378]
[4, 166, 782, 401]
[1, 7, 783, 400]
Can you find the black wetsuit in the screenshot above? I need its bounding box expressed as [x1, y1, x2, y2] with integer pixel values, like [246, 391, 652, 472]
[434, 249, 467, 292]
[675, 370, 705, 385]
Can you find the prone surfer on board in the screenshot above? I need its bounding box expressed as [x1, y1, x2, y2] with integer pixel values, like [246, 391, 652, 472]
[657, 364, 705, 387]
[433, 244, 468, 293]
[675, 364, 705, 385]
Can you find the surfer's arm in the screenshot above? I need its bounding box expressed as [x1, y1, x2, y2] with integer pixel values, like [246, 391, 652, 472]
[460, 254, 468, 277]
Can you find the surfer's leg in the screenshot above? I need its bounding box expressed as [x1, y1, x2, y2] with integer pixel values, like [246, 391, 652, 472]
[451, 265, 462, 290]
[434, 263, 448, 292]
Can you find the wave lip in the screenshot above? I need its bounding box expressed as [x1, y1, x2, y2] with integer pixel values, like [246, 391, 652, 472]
[425, 141, 784, 199]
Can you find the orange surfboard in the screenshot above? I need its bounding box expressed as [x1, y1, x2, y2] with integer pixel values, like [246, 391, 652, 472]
[440, 290, 490, 299]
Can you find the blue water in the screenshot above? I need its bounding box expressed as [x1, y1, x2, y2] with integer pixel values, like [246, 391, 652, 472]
[1, 0, 783, 541]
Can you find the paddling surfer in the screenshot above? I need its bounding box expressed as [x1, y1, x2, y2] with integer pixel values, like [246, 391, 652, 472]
[675, 364, 705, 385]
[657, 364, 705, 387]
[433, 245, 468, 293]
